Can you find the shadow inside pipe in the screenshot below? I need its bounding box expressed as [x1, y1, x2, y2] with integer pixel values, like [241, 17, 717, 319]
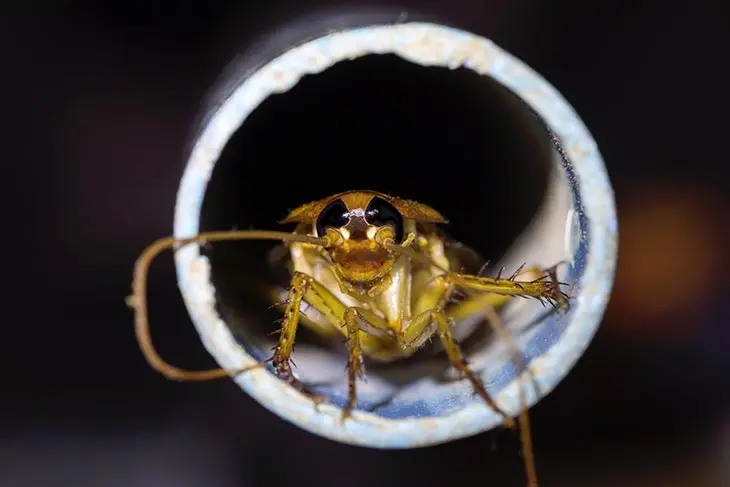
[198, 53, 555, 417]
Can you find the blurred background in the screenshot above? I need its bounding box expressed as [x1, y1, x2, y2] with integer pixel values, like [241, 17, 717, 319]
[2, 1, 729, 486]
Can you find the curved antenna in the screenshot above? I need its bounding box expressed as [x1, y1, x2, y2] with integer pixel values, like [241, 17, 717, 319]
[127, 230, 329, 381]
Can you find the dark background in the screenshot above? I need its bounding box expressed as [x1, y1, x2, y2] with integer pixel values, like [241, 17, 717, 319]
[2, 1, 729, 486]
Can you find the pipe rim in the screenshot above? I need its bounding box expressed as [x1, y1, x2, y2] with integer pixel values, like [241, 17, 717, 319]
[172, 22, 617, 448]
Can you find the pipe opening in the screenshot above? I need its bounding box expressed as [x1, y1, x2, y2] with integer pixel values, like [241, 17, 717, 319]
[198, 53, 559, 417]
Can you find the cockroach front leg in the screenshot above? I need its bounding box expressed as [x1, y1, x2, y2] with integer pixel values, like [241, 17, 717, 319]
[341, 307, 366, 422]
[270, 273, 389, 418]
[447, 263, 570, 310]
[297, 280, 390, 421]
[268, 272, 325, 404]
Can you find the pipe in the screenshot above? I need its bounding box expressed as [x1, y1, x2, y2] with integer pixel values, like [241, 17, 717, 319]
[172, 21, 617, 448]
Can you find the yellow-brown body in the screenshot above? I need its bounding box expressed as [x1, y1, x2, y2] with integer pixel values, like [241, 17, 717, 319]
[275, 191, 503, 362]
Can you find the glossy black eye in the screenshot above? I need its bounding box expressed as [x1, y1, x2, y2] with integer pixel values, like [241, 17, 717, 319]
[315, 199, 349, 237]
[365, 197, 404, 243]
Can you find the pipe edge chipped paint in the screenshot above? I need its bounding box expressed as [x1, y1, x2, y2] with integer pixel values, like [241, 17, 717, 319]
[171, 22, 618, 448]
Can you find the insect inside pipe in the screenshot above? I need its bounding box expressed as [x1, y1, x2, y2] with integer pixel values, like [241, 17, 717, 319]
[128, 189, 570, 487]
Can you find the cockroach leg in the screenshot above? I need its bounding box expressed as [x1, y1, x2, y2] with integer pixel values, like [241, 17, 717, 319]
[267, 272, 326, 404]
[269, 272, 392, 416]
[296, 281, 392, 419]
[403, 306, 516, 428]
[268, 273, 307, 386]
[341, 307, 366, 422]
[406, 273, 516, 426]
[451, 265, 548, 396]
[447, 266, 570, 310]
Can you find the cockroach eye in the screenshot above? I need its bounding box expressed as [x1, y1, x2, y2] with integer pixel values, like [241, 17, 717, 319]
[365, 197, 404, 243]
[316, 199, 350, 237]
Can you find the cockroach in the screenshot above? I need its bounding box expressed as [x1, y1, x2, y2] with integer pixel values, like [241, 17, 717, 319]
[128, 189, 570, 487]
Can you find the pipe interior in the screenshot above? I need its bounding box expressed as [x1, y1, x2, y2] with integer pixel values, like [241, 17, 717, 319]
[198, 53, 558, 415]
